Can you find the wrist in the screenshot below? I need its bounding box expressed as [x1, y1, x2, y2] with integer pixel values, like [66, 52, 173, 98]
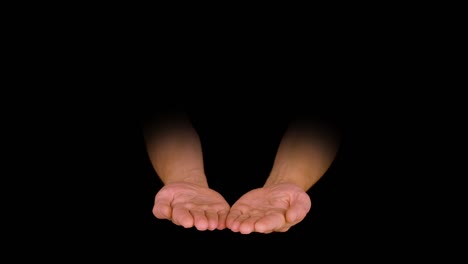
[264, 165, 313, 191]
[164, 168, 208, 187]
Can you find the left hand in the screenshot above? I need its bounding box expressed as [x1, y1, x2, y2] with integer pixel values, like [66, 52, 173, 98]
[226, 183, 311, 234]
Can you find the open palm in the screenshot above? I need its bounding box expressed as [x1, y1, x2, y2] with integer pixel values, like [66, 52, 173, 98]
[226, 183, 311, 234]
[153, 182, 230, 231]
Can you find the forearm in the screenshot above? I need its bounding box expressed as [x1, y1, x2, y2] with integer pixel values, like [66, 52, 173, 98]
[265, 120, 341, 191]
[143, 113, 208, 187]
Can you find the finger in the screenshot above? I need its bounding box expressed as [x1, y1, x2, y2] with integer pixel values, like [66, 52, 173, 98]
[153, 203, 172, 219]
[239, 216, 261, 234]
[286, 202, 310, 223]
[153, 197, 173, 219]
[205, 210, 219, 231]
[191, 210, 209, 231]
[216, 209, 229, 230]
[172, 207, 194, 228]
[225, 209, 242, 228]
[276, 225, 292, 232]
[254, 213, 285, 233]
[228, 214, 249, 232]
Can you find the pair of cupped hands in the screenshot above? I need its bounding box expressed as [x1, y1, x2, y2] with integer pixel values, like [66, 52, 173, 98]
[153, 182, 312, 234]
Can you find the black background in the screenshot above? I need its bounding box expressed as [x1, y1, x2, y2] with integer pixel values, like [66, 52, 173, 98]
[7, 9, 460, 261]
[18, 73, 428, 261]
[57, 89, 394, 259]
[22, 67, 409, 261]
[14, 27, 432, 260]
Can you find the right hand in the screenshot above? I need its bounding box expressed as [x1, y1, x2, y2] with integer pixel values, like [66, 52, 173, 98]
[152, 182, 230, 231]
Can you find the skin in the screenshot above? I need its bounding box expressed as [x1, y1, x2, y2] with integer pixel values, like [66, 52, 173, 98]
[152, 181, 230, 231]
[225, 183, 311, 234]
[144, 112, 340, 233]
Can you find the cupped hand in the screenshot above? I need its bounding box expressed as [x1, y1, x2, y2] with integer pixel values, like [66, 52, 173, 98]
[153, 182, 230, 231]
[226, 183, 311, 234]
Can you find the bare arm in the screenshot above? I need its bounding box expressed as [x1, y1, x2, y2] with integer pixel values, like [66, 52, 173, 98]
[265, 119, 341, 191]
[143, 112, 208, 187]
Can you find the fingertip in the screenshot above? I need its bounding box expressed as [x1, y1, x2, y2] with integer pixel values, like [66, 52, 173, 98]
[217, 210, 229, 229]
[153, 204, 171, 219]
[254, 222, 269, 233]
[217, 217, 227, 230]
[194, 217, 209, 231]
[225, 214, 235, 228]
[239, 225, 254, 235]
[195, 224, 209, 231]
[180, 218, 194, 229]
[286, 209, 297, 223]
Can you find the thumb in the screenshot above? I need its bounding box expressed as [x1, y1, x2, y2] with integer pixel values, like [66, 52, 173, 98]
[153, 196, 173, 219]
[285, 199, 311, 223]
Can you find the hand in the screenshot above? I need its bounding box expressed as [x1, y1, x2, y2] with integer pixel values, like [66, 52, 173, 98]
[226, 183, 311, 234]
[153, 182, 230, 231]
